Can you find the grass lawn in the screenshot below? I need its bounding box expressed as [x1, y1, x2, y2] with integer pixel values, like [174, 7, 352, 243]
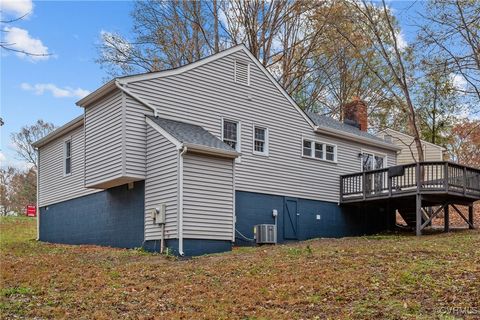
[1, 217, 479, 319]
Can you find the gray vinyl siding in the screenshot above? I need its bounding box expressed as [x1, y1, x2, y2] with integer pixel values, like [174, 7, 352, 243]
[84, 91, 123, 187]
[125, 95, 153, 178]
[183, 153, 234, 240]
[126, 50, 396, 203]
[38, 125, 100, 207]
[144, 125, 178, 240]
[381, 129, 443, 164]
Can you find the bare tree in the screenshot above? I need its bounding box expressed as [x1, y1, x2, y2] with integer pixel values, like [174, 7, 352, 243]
[0, 167, 16, 215]
[10, 120, 55, 169]
[418, 0, 480, 108]
[332, 0, 425, 160]
[1, 13, 52, 58]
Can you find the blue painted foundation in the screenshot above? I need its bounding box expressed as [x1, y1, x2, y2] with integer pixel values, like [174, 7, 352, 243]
[235, 190, 394, 245]
[39, 181, 145, 248]
[144, 239, 232, 256]
[39, 185, 393, 256]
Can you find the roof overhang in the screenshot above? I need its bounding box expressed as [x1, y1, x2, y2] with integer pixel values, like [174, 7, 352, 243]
[314, 126, 402, 152]
[76, 80, 117, 108]
[184, 143, 241, 159]
[32, 115, 84, 148]
[379, 128, 447, 151]
[145, 116, 240, 159]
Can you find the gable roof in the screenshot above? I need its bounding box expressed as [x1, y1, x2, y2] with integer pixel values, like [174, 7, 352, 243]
[32, 115, 84, 148]
[77, 44, 399, 151]
[306, 111, 385, 142]
[379, 128, 446, 151]
[306, 111, 401, 151]
[146, 115, 240, 158]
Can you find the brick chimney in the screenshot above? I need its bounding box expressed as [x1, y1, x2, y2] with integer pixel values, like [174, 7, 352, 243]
[342, 96, 368, 131]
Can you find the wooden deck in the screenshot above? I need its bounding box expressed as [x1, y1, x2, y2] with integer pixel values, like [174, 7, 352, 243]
[340, 161, 480, 235]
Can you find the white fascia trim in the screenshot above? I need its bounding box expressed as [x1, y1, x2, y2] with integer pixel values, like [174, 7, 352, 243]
[315, 126, 402, 152]
[32, 115, 84, 148]
[76, 80, 116, 108]
[184, 143, 241, 158]
[145, 117, 182, 149]
[118, 44, 316, 131]
[120, 45, 246, 83]
[238, 47, 317, 130]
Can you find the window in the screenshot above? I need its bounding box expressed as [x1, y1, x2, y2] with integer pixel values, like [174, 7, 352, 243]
[326, 145, 335, 161]
[64, 140, 72, 175]
[253, 126, 268, 155]
[303, 140, 312, 157]
[361, 151, 385, 171]
[302, 139, 336, 162]
[314, 143, 323, 159]
[234, 60, 250, 86]
[223, 120, 239, 150]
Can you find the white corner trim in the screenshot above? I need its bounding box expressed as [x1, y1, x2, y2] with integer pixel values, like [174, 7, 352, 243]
[145, 117, 182, 149]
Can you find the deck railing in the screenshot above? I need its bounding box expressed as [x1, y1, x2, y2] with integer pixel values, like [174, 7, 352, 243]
[340, 161, 480, 202]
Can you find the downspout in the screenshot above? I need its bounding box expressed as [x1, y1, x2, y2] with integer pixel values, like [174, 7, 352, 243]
[178, 145, 188, 256]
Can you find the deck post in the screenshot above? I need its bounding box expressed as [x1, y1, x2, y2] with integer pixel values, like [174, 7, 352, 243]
[469, 204, 474, 229]
[444, 162, 449, 192]
[444, 204, 450, 233]
[362, 172, 366, 200]
[416, 194, 422, 236]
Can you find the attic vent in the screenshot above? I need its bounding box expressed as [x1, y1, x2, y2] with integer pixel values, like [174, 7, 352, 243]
[234, 60, 250, 86]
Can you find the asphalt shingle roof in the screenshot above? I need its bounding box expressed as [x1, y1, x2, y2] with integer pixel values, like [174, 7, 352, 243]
[305, 111, 386, 142]
[146, 115, 235, 152]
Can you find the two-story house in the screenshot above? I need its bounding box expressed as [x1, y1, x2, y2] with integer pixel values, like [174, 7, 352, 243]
[33, 45, 404, 256]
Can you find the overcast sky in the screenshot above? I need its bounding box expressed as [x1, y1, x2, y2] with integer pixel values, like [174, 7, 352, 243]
[0, 0, 424, 169]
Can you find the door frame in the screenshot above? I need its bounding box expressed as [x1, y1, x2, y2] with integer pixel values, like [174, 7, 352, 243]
[283, 197, 299, 240]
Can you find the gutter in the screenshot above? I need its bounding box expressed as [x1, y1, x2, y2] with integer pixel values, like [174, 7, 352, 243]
[177, 145, 188, 256]
[314, 125, 402, 152]
[114, 80, 157, 117]
[32, 115, 84, 148]
[184, 143, 241, 159]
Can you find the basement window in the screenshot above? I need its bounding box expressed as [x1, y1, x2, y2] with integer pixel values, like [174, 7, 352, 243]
[302, 139, 337, 163]
[64, 139, 72, 175]
[234, 60, 250, 86]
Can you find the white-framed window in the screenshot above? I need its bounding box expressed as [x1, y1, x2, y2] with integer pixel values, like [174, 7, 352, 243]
[222, 119, 240, 151]
[253, 126, 268, 156]
[302, 138, 337, 163]
[64, 139, 72, 176]
[360, 150, 386, 171]
[234, 59, 250, 86]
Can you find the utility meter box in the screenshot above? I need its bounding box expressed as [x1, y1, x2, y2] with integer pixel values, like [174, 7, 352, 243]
[151, 204, 166, 224]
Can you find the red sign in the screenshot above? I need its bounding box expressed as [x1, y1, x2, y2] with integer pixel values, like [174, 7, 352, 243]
[26, 205, 37, 217]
